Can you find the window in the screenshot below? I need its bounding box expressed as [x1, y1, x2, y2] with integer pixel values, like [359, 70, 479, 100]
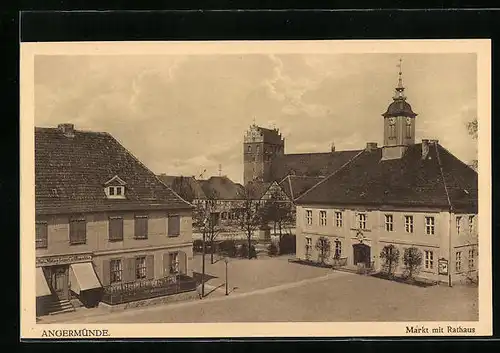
[168, 215, 181, 237]
[35, 221, 48, 249]
[116, 186, 123, 196]
[358, 213, 367, 230]
[169, 252, 179, 274]
[305, 237, 312, 258]
[334, 240, 342, 258]
[221, 212, 227, 220]
[319, 211, 327, 226]
[69, 216, 86, 244]
[306, 210, 312, 225]
[335, 211, 343, 227]
[109, 216, 123, 241]
[247, 145, 251, 153]
[385, 214, 394, 232]
[424, 250, 434, 270]
[468, 249, 475, 269]
[405, 121, 412, 138]
[135, 256, 147, 279]
[256, 145, 260, 153]
[110, 259, 122, 284]
[456, 251, 462, 272]
[106, 186, 126, 199]
[468, 215, 474, 234]
[425, 216, 435, 235]
[389, 121, 396, 138]
[134, 215, 148, 239]
[404, 215, 414, 233]
[456, 216, 462, 234]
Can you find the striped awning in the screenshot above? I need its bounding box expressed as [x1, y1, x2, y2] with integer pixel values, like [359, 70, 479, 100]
[69, 262, 102, 295]
[36, 267, 52, 297]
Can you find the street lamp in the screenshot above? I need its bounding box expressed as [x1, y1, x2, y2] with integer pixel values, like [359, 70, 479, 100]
[224, 257, 229, 296]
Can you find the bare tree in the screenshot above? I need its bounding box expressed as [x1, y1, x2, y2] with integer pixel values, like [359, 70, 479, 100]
[237, 184, 263, 259]
[315, 236, 331, 265]
[193, 189, 222, 264]
[380, 244, 400, 278]
[466, 118, 478, 170]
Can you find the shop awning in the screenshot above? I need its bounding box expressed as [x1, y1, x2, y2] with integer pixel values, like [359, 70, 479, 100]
[69, 262, 102, 295]
[36, 267, 52, 297]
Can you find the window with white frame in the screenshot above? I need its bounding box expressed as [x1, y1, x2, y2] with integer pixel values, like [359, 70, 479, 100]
[424, 250, 434, 270]
[305, 237, 312, 258]
[334, 240, 342, 258]
[468, 248, 475, 269]
[404, 215, 414, 233]
[455, 251, 462, 272]
[335, 211, 343, 227]
[135, 256, 147, 279]
[358, 213, 367, 230]
[110, 259, 122, 284]
[456, 216, 462, 235]
[385, 214, 394, 232]
[425, 216, 435, 235]
[306, 210, 312, 225]
[468, 215, 474, 234]
[319, 211, 327, 226]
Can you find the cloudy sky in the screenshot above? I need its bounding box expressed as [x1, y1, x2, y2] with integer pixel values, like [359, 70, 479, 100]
[35, 53, 477, 184]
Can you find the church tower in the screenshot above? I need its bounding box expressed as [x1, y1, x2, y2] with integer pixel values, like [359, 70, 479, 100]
[243, 123, 285, 185]
[381, 59, 418, 160]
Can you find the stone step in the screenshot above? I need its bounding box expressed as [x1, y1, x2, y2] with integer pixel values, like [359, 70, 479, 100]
[47, 299, 75, 315]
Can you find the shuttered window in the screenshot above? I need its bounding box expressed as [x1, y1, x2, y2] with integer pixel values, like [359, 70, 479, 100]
[134, 215, 148, 239]
[109, 216, 124, 241]
[69, 216, 86, 244]
[168, 215, 180, 237]
[35, 221, 48, 249]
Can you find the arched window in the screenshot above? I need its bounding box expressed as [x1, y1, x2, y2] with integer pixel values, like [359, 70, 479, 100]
[405, 120, 412, 138]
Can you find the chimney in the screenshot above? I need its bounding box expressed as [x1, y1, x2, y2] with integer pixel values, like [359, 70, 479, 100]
[365, 142, 378, 152]
[58, 123, 75, 137]
[421, 139, 430, 159]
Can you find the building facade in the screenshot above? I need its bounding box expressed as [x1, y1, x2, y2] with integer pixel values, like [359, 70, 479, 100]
[35, 124, 195, 316]
[293, 68, 478, 285]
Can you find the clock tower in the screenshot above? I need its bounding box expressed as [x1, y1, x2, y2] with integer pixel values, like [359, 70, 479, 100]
[381, 59, 417, 160]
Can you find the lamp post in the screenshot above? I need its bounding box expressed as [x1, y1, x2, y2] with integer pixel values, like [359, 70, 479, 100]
[224, 257, 229, 296]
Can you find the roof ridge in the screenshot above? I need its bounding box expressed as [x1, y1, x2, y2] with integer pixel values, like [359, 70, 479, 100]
[110, 134, 193, 208]
[35, 126, 111, 136]
[282, 149, 362, 157]
[434, 143, 453, 211]
[437, 143, 478, 172]
[295, 149, 366, 202]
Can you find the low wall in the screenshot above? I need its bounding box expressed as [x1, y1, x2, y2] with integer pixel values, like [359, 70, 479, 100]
[98, 290, 199, 312]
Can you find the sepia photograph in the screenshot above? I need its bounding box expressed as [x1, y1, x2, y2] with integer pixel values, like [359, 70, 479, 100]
[20, 40, 491, 338]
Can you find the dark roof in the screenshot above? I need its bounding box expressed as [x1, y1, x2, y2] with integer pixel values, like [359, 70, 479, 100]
[279, 175, 325, 201]
[35, 127, 192, 214]
[270, 150, 362, 181]
[256, 126, 283, 145]
[200, 176, 245, 200]
[158, 175, 207, 201]
[382, 99, 417, 118]
[296, 143, 477, 213]
[245, 181, 273, 199]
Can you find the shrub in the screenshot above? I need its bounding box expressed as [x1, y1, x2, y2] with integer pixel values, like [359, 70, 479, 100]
[218, 239, 237, 258]
[402, 247, 423, 281]
[380, 244, 400, 277]
[238, 243, 257, 259]
[268, 242, 279, 256]
[193, 239, 203, 253]
[279, 234, 296, 255]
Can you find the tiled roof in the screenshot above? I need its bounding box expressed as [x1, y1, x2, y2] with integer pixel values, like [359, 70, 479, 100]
[270, 150, 362, 181]
[35, 126, 192, 214]
[296, 143, 477, 213]
[256, 126, 283, 145]
[200, 176, 246, 200]
[279, 175, 325, 201]
[158, 175, 207, 201]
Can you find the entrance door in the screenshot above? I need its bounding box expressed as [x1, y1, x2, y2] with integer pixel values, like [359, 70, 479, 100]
[51, 266, 69, 300]
[353, 243, 371, 267]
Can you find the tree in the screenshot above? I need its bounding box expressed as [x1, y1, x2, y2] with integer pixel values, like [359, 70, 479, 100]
[315, 236, 331, 265]
[260, 193, 295, 241]
[192, 189, 223, 264]
[402, 247, 422, 281]
[237, 184, 263, 259]
[466, 118, 478, 170]
[380, 244, 400, 277]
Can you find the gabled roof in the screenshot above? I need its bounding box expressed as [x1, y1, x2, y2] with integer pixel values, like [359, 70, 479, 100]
[279, 175, 325, 201]
[245, 181, 273, 200]
[269, 150, 362, 181]
[296, 143, 477, 213]
[200, 176, 246, 200]
[157, 175, 207, 201]
[35, 126, 192, 214]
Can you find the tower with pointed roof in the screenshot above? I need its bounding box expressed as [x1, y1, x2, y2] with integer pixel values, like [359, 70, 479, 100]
[381, 59, 418, 160]
[243, 122, 285, 185]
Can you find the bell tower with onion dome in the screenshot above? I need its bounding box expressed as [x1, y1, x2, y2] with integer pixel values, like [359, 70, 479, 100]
[381, 59, 418, 161]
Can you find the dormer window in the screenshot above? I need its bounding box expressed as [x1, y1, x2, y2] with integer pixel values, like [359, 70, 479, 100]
[104, 175, 127, 199]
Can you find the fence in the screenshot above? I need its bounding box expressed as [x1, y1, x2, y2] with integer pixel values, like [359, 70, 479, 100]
[101, 275, 197, 305]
